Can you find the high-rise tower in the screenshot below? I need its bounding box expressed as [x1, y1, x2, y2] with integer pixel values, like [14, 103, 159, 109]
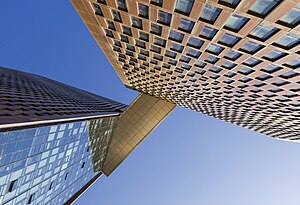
[71, 0, 300, 141]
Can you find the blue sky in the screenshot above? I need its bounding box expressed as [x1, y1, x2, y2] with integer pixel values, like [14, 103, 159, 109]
[1, 1, 300, 205]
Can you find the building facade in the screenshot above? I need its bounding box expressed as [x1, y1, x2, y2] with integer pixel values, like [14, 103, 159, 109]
[0, 67, 174, 204]
[71, 0, 300, 141]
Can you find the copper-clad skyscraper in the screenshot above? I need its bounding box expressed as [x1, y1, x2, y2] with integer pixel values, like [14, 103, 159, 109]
[71, 0, 300, 141]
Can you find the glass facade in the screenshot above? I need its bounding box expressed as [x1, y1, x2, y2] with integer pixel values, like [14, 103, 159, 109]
[0, 116, 118, 205]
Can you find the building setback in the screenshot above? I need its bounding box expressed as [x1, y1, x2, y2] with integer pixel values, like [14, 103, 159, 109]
[71, 0, 300, 141]
[0, 67, 174, 204]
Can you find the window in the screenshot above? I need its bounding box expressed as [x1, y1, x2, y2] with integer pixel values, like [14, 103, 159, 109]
[81, 162, 85, 168]
[243, 57, 262, 67]
[170, 43, 184, 52]
[273, 32, 300, 49]
[199, 26, 218, 40]
[239, 41, 264, 54]
[138, 3, 149, 19]
[180, 56, 191, 63]
[263, 49, 287, 61]
[169, 30, 184, 42]
[222, 61, 237, 69]
[120, 34, 129, 42]
[154, 37, 166, 47]
[122, 26, 132, 36]
[136, 40, 146, 48]
[140, 49, 149, 56]
[199, 4, 222, 24]
[218, 0, 241, 9]
[132, 17, 143, 29]
[92, 3, 103, 16]
[114, 40, 122, 47]
[139, 31, 149, 41]
[151, 24, 162, 35]
[224, 14, 249, 32]
[187, 48, 201, 58]
[261, 64, 282, 73]
[248, 23, 279, 41]
[178, 18, 195, 33]
[283, 58, 300, 68]
[117, 0, 128, 11]
[277, 4, 300, 28]
[224, 50, 241, 60]
[113, 46, 121, 52]
[151, 0, 163, 6]
[165, 50, 177, 58]
[65, 173, 69, 180]
[218, 33, 241, 47]
[182, 64, 192, 70]
[49, 182, 54, 190]
[105, 29, 114, 38]
[187, 37, 203, 49]
[112, 10, 122, 22]
[195, 61, 207, 68]
[175, 0, 194, 16]
[169, 59, 178, 65]
[107, 20, 116, 30]
[158, 11, 172, 26]
[280, 71, 299, 79]
[247, 0, 282, 18]
[126, 44, 135, 51]
[205, 55, 219, 64]
[239, 67, 254, 75]
[150, 45, 161, 54]
[210, 66, 222, 73]
[206, 44, 224, 55]
[8, 180, 17, 192]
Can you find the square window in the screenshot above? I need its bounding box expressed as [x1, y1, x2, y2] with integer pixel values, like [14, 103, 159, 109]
[273, 32, 300, 49]
[238, 67, 254, 75]
[151, 24, 162, 36]
[222, 61, 237, 69]
[117, 0, 128, 11]
[239, 41, 264, 54]
[243, 57, 262, 67]
[105, 29, 114, 38]
[178, 18, 195, 33]
[248, 23, 279, 41]
[205, 55, 219, 64]
[139, 32, 149, 42]
[247, 0, 282, 18]
[151, 0, 163, 6]
[113, 46, 121, 52]
[151, 45, 161, 54]
[206, 44, 224, 55]
[140, 49, 149, 56]
[218, 0, 241, 9]
[218, 33, 241, 47]
[182, 64, 192, 70]
[170, 43, 184, 52]
[280, 70, 299, 79]
[187, 37, 204, 49]
[210, 66, 222, 73]
[114, 40, 122, 47]
[261, 64, 282, 73]
[112, 10, 122, 22]
[138, 3, 149, 19]
[169, 59, 178, 65]
[97, 0, 106, 5]
[224, 14, 249, 32]
[165, 50, 177, 58]
[158, 11, 172, 26]
[195, 61, 207, 68]
[277, 4, 300, 28]
[8, 180, 18, 192]
[136, 40, 146, 48]
[224, 50, 241, 60]
[283, 58, 300, 69]
[262, 49, 287, 61]
[175, 0, 194, 16]
[154, 37, 166, 47]
[199, 26, 218, 40]
[126, 50, 134, 56]
[107, 20, 116, 30]
[126, 44, 135, 51]
[132, 17, 143, 29]
[187, 48, 201, 58]
[180, 56, 191, 63]
[199, 4, 222, 24]
[169, 30, 184, 43]
[92, 3, 103, 16]
[122, 26, 132, 36]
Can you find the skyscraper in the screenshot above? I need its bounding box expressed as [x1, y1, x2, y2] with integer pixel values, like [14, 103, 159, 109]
[71, 0, 300, 141]
[0, 67, 174, 204]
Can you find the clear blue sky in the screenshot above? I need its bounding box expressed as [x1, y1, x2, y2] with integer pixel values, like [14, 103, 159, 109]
[1, 1, 300, 205]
